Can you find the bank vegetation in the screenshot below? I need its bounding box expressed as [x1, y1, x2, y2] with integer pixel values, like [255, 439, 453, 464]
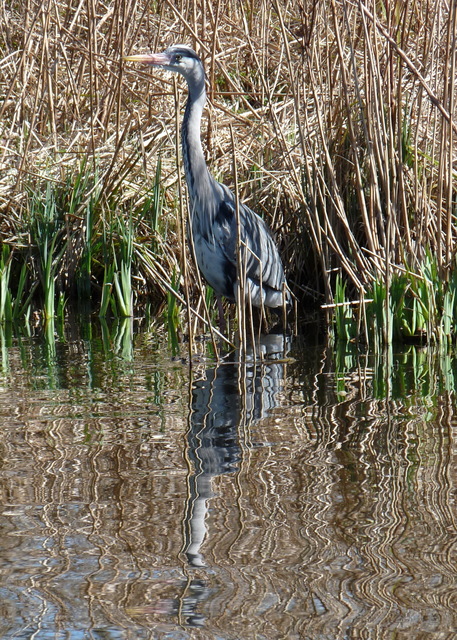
[0, 0, 456, 344]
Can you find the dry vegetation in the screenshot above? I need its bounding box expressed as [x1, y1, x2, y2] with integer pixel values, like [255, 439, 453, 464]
[0, 0, 456, 342]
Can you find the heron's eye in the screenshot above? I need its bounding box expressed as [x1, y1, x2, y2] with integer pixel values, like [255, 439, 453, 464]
[175, 54, 182, 62]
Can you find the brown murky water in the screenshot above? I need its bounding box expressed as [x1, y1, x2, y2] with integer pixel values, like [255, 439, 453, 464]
[0, 321, 456, 639]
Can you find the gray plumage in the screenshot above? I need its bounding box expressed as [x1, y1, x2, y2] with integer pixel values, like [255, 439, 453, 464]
[125, 45, 289, 310]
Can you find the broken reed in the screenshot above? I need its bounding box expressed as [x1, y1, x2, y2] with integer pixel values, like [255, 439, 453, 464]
[1, 1, 456, 344]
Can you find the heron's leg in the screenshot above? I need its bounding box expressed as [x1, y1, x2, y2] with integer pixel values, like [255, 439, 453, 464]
[216, 295, 226, 333]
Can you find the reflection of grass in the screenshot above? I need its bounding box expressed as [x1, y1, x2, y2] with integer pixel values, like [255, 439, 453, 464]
[333, 341, 457, 402]
[100, 318, 134, 361]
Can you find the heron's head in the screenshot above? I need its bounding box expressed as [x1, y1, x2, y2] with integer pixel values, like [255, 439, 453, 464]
[124, 45, 203, 83]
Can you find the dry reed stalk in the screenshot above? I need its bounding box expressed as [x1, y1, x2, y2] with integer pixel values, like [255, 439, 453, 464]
[172, 79, 193, 360]
[230, 124, 247, 354]
[443, 0, 457, 269]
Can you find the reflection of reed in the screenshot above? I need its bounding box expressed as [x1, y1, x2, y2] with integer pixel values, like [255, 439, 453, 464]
[296, 348, 457, 637]
[0, 334, 192, 635]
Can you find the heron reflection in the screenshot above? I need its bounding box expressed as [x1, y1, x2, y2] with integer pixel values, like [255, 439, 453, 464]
[183, 333, 290, 568]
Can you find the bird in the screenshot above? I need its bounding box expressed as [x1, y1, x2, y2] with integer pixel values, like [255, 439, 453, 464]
[124, 45, 290, 324]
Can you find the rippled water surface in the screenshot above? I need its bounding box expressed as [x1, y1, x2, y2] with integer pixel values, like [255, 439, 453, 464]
[0, 321, 456, 639]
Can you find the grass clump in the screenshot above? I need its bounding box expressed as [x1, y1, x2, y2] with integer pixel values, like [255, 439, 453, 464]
[333, 253, 457, 346]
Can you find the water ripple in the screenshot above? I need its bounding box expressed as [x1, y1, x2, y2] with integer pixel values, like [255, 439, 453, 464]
[0, 334, 456, 637]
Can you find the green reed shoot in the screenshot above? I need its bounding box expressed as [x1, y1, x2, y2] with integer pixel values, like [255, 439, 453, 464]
[113, 214, 134, 317]
[150, 157, 164, 235]
[333, 273, 357, 342]
[166, 268, 181, 355]
[28, 184, 67, 321]
[114, 263, 132, 317]
[368, 280, 387, 347]
[0, 245, 13, 323]
[0, 246, 30, 324]
[99, 259, 115, 318]
[439, 288, 454, 346]
[360, 250, 457, 345]
[0, 244, 31, 325]
[76, 196, 95, 305]
[56, 292, 66, 324]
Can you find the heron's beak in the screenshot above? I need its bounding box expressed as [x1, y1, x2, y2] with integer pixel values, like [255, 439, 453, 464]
[123, 53, 172, 67]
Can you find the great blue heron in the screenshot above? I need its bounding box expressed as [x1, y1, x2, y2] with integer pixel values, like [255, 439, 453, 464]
[124, 45, 290, 322]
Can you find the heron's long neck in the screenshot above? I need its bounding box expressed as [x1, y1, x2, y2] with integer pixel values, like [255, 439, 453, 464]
[181, 76, 212, 212]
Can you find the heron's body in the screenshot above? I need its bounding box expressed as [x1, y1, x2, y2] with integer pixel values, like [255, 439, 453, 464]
[125, 45, 289, 310]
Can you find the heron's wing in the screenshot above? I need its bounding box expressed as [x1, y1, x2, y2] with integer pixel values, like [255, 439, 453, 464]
[213, 193, 286, 295]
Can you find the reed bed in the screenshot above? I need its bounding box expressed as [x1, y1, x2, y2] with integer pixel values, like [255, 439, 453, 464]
[0, 0, 455, 344]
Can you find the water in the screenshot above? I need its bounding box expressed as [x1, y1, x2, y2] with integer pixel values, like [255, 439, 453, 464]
[0, 321, 456, 639]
